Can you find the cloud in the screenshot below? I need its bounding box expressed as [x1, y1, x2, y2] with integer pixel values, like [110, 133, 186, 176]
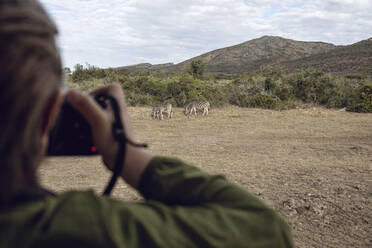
[40, 0, 372, 69]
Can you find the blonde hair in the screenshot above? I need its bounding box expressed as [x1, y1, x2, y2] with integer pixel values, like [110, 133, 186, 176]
[0, 0, 62, 199]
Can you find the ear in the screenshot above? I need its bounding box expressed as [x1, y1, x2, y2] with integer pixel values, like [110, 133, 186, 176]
[40, 89, 64, 151]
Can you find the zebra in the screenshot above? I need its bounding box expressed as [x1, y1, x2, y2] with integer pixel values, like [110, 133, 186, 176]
[151, 103, 173, 120]
[184, 101, 210, 116]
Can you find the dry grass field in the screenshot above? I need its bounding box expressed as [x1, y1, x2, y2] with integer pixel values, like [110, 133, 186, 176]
[40, 106, 372, 248]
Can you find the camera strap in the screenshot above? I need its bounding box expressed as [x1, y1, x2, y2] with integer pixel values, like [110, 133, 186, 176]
[96, 93, 148, 196]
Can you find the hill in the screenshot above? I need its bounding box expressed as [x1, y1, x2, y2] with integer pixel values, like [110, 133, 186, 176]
[116, 36, 372, 76]
[163, 36, 336, 74]
[274, 38, 372, 76]
[116, 62, 174, 72]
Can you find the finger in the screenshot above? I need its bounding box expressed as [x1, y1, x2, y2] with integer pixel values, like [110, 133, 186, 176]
[91, 82, 120, 93]
[66, 89, 107, 129]
[92, 83, 134, 138]
[92, 83, 125, 103]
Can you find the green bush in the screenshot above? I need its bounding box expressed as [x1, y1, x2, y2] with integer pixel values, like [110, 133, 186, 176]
[324, 78, 358, 108]
[346, 83, 372, 113]
[232, 93, 279, 109]
[165, 75, 200, 106]
[226, 75, 280, 109]
[274, 81, 294, 101]
[198, 84, 227, 107]
[67, 78, 105, 92]
[187, 60, 205, 79]
[125, 92, 154, 106]
[247, 94, 280, 109]
[282, 68, 363, 109]
[264, 78, 276, 92]
[68, 64, 370, 111]
[71, 64, 106, 82]
[286, 69, 324, 103]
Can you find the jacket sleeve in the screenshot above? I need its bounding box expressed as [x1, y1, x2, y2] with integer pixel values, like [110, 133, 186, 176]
[98, 156, 293, 248]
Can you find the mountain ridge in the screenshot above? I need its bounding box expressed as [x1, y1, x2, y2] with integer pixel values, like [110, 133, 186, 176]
[273, 38, 372, 76]
[117, 36, 372, 76]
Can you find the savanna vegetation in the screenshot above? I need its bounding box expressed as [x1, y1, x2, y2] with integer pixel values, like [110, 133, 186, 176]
[65, 61, 372, 112]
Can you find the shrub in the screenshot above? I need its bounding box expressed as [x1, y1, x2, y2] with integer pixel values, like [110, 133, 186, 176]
[71, 64, 107, 82]
[187, 60, 205, 79]
[225, 75, 279, 108]
[274, 81, 294, 101]
[231, 93, 279, 109]
[198, 84, 227, 107]
[68, 78, 105, 92]
[165, 75, 200, 106]
[283, 68, 359, 108]
[346, 83, 372, 113]
[125, 92, 154, 106]
[247, 94, 280, 109]
[264, 78, 276, 92]
[67, 64, 370, 111]
[71, 64, 85, 82]
[324, 77, 359, 108]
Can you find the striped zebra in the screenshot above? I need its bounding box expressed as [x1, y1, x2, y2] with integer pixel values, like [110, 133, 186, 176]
[184, 101, 210, 116]
[151, 103, 173, 120]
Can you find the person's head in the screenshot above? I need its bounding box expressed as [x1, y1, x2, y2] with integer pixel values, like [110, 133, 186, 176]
[0, 0, 63, 199]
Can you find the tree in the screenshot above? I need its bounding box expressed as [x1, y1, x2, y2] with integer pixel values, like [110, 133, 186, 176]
[63, 67, 72, 82]
[63, 67, 71, 75]
[188, 60, 205, 79]
[346, 83, 372, 113]
[72, 64, 84, 82]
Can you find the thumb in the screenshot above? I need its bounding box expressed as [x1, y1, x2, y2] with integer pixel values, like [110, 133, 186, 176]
[66, 89, 106, 129]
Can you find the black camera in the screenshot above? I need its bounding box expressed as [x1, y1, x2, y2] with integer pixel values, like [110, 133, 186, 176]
[47, 94, 108, 156]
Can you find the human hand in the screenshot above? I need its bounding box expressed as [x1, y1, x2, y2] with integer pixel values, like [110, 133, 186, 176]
[66, 83, 153, 188]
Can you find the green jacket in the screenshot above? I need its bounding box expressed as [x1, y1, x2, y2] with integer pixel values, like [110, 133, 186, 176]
[0, 156, 293, 247]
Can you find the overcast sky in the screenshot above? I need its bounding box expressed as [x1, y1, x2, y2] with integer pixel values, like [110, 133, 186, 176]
[40, 0, 372, 69]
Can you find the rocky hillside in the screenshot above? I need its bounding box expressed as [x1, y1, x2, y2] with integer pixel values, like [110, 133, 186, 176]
[274, 38, 372, 76]
[117, 36, 372, 76]
[164, 36, 336, 74]
[116, 62, 174, 72]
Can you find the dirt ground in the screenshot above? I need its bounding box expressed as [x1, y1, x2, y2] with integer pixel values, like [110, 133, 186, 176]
[40, 106, 372, 248]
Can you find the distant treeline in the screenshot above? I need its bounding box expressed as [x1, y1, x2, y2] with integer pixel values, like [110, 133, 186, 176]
[65, 63, 372, 113]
